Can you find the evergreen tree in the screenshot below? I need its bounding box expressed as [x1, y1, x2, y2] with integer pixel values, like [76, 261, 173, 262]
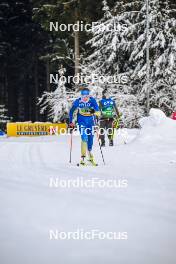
[86, 0, 128, 76]
[85, 0, 145, 126]
[0, 0, 50, 121]
[0, 105, 10, 131]
[126, 0, 176, 113]
[0, 1, 10, 106]
[38, 68, 69, 122]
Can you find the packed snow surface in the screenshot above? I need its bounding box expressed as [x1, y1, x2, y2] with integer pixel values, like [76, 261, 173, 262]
[0, 109, 176, 264]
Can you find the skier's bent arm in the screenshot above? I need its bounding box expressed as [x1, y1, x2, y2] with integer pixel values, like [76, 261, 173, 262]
[92, 98, 101, 117]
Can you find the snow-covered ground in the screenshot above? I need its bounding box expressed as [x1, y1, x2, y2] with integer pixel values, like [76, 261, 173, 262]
[0, 109, 176, 264]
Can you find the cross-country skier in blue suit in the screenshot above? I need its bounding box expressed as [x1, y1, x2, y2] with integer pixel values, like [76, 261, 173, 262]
[69, 87, 100, 166]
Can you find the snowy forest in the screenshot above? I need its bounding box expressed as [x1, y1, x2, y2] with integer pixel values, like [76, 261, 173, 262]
[0, 0, 176, 126]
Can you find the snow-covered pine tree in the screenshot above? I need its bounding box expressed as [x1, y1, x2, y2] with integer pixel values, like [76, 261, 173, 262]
[0, 105, 10, 131]
[38, 68, 69, 122]
[86, 0, 128, 76]
[152, 1, 176, 112]
[85, 0, 145, 126]
[126, 0, 176, 114]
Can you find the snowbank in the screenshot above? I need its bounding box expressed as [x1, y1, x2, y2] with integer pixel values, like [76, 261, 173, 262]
[138, 108, 176, 142]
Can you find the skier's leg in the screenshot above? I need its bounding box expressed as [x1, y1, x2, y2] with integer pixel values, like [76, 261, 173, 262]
[107, 119, 114, 146]
[79, 124, 88, 163]
[99, 119, 106, 146]
[86, 126, 97, 165]
[81, 141, 87, 157]
[87, 128, 93, 153]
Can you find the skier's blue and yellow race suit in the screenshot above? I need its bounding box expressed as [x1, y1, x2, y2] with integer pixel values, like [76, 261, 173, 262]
[69, 97, 100, 152]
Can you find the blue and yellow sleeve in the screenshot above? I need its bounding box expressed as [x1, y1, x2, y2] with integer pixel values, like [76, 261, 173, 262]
[91, 98, 101, 117]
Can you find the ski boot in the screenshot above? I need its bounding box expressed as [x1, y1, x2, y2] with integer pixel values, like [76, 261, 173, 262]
[77, 156, 87, 166]
[109, 139, 114, 146]
[88, 152, 98, 166]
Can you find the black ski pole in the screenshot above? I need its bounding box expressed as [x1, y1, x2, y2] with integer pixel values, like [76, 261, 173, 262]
[69, 130, 73, 163]
[93, 116, 106, 165]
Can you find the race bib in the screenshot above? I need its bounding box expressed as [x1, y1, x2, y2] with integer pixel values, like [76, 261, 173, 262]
[102, 107, 115, 118]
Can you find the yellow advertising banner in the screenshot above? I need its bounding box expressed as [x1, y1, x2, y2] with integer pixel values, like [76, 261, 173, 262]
[7, 122, 67, 137]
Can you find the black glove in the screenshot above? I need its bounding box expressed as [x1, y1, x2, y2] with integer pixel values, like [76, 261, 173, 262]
[90, 108, 95, 114]
[69, 122, 75, 129]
